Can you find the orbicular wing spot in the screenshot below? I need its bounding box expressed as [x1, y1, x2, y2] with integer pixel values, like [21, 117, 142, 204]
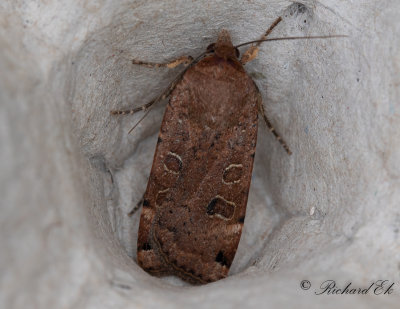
[222, 164, 243, 184]
[164, 152, 183, 174]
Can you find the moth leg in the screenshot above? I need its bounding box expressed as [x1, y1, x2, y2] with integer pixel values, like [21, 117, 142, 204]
[111, 55, 196, 132]
[128, 196, 144, 217]
[132, 55, 194, 69]
[110, 56, 194, 116]
[257, 94, 292, 155]
[110, 74, 181, 133]
[110, 99, 156, 116]
[110, 77, 177, 117]
[241, 16, 282, 65]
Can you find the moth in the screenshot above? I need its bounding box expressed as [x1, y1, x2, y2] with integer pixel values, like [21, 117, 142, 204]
[111, 17, 343, 284]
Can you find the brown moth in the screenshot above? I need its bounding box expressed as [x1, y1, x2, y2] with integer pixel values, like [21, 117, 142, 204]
[136, 31, 263, 284]
[111, 17, 344, 284]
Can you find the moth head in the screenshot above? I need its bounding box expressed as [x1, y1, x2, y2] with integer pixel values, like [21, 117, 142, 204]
[211, 29, 240, 60]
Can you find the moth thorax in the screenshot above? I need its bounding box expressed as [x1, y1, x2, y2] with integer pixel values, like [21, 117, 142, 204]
[214, 29, 237, 60]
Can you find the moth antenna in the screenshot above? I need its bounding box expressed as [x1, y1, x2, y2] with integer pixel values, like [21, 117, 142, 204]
[235, 35, 348, 48]
[128, 108, 151, 134]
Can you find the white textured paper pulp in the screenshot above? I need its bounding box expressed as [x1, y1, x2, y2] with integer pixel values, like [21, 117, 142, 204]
[1, 0, 399, 308]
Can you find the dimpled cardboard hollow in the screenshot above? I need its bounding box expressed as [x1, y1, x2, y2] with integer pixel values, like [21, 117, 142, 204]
[1, 0, 399, 308]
